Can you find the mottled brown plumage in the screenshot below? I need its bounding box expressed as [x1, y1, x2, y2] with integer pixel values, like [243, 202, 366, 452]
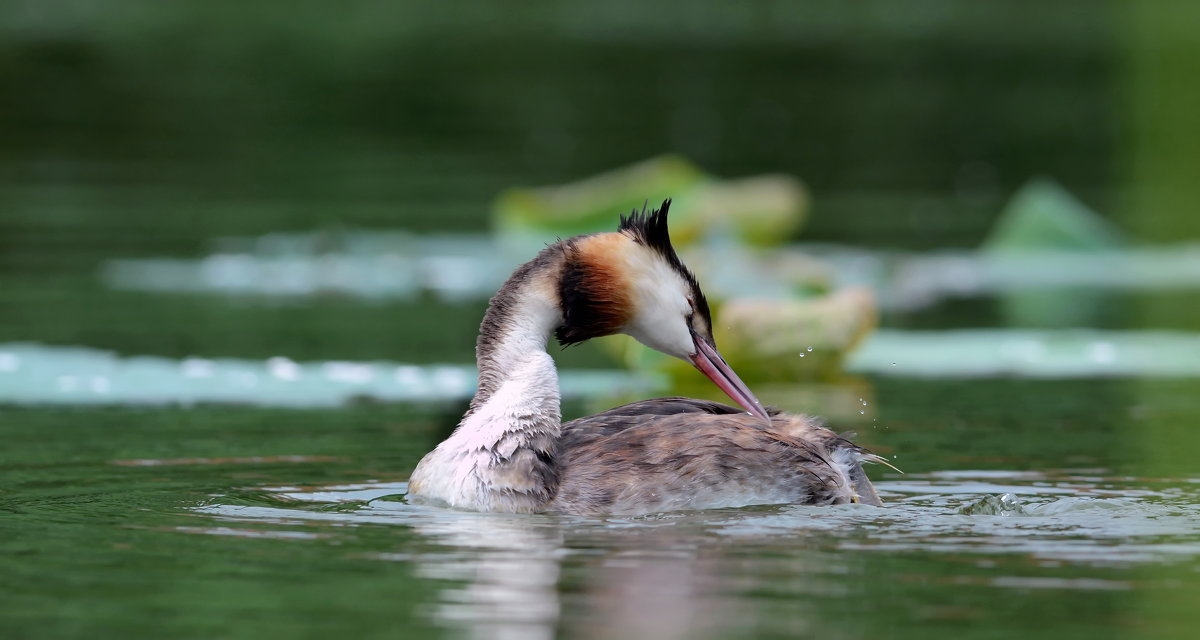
[550, 398, 881, 514]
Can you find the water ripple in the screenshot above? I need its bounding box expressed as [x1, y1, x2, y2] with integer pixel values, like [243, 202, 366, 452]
[191, 471, 1200, 568]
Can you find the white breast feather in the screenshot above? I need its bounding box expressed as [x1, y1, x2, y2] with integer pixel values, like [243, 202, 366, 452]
[409, 290, 562, 511]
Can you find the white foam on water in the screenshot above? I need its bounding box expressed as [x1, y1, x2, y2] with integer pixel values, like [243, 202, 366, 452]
[191, 471, 1200, 569]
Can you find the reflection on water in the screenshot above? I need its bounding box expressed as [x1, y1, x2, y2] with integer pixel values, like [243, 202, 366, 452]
[192, 472, 1200, 638]
[199, 488, 566, 640]
[400, 517, 562, 640]
[1, 375, 1195, 638]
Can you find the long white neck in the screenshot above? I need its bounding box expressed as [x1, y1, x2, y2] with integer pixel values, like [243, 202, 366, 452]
[408, 251, 566, 513]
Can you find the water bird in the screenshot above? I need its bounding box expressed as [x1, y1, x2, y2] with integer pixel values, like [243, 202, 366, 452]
[408, 200, 883, 514]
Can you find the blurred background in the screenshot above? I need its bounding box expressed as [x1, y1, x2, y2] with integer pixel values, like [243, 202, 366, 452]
[2, 2, 1199, 639]
[3, 1, 1199, 358]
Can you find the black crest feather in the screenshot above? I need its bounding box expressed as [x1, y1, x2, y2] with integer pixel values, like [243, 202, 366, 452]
[618, 199, 676, 258]
[617, 199, 713, 337]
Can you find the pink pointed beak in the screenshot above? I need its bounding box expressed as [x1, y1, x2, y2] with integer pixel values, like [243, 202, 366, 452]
[689, 333, 771, 421]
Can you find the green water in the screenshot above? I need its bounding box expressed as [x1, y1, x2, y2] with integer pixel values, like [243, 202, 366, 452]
[3, 381, 1198, 639]
[4, 3, 1200, 639]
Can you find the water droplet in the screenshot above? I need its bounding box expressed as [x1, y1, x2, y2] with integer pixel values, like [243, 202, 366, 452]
[861, 400, 868, 406]
[859, 410, 865, 415]
[798, 353, 805, 358]
[891, 362, 896, 367]
[806, 346, 813, 352]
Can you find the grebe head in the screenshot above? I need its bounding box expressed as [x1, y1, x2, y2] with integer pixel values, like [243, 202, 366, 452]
[554, 199, 770, 420]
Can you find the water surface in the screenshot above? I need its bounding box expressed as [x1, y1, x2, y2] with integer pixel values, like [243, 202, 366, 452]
[3, 378, 1198, 639]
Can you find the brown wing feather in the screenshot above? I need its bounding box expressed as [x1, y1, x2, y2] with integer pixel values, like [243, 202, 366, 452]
[560, 396, 781, 445]
[551, 411, 864, 515]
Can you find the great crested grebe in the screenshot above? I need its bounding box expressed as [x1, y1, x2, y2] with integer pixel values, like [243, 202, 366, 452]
[408, 200, 884, 515]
